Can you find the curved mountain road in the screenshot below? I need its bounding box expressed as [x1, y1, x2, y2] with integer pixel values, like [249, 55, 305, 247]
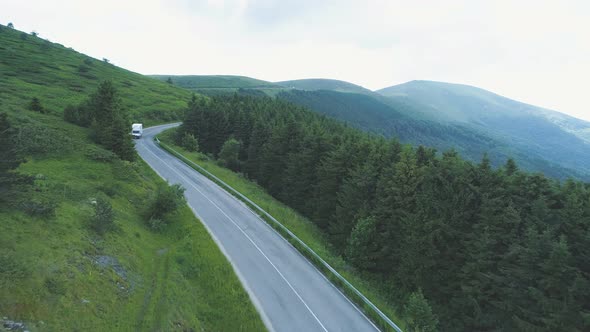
[135, 123, 380, 332]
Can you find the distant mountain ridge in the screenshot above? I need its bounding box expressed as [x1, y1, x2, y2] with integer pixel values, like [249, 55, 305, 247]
[150, 75, 282, 89]
[375, 80, 590, 175]
[378, 80, 590, 140]
[276, 78, 374, 95]
[157, 74, 590, 180]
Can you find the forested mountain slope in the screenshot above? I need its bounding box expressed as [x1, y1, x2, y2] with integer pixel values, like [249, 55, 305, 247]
[177, 94, 590, 331]
[276, 89, 589, 180]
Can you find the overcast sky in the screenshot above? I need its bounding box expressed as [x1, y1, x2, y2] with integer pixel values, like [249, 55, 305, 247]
[2, 0, 589, 120]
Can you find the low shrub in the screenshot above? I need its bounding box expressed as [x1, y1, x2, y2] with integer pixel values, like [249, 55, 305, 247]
[85, 146, 116, 162]
[45, 275, 66, 295]
[145, 184, 185, 227]
[0, 252, 29, 285]
[14, 122, 73, 156]
[90, 196, 115, 235]
[112, 160, 139, 181]
[181, 133, 199, 152]
[146, 217, 166, 232]
[78, 64, 90, 73]
[28, 97, 45, 113]
[20, 199, 57, 218]
[98, 183, 120, 197]
[63, 102, 92, 127]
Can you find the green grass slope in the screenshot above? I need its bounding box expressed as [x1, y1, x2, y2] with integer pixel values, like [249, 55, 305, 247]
[0, 25, 265, 331]
[152, 75, 280, 89]
[151, 75, 286, 97]
[0, 25, 192, 124]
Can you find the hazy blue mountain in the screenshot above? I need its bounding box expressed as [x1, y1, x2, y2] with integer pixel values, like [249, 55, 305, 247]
[376, 80, 590, 176]
[378, 80, 590, 143]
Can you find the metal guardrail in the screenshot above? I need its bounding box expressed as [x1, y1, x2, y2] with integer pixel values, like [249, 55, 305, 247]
[154, 136, 403, 332]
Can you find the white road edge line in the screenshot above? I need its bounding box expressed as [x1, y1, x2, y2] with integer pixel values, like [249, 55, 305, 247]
[137, 132, 277, 332]
[141, 138, 330, 332]
[145, 124, 383, 331]
[239, 204, 381, 332]
[144, 124, 380, 331]
[208, 168, 382, 332]
[188, 205, 277, 332]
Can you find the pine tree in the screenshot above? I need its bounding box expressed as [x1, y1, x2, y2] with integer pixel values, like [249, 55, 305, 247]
[536, 236, 578, 329]
[505, 158, 519, 176]
[346, 216, 381, 271]
[218, 138, 241, 171]
[110, 115, 135, 161]
[181, 132, 199, 152]
[182, 94, 202, 135]
[258, 121, 299, 196]
[404, 290, 439, 332]
[203, 104, 229, 155]
[313, 143, 354, 228]
[89, 81, 135, 161]
[281, 130, 330, 215]
[330, 159, 379, 252]
[245, 122, 270, 180]
[28, 97, 45, 113]
[91, 81, 119, 146]
[415, 145, 436, 167]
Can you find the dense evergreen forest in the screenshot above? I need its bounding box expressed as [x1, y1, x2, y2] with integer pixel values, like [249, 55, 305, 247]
[177, 95, 590, 331]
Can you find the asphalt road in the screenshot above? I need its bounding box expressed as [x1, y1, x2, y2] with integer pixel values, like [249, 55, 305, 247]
[136, 123, 380, 332]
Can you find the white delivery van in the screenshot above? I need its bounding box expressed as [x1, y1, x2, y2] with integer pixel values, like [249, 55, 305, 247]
[131, 123, 143, 139]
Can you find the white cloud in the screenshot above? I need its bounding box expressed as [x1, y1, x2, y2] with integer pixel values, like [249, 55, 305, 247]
[1, 0, 589, 120]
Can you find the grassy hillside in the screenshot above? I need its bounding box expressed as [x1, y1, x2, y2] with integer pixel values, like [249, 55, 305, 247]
[0, 25, 192, 124]
[0, 25, 265, 331]
[159, 76, 376, 98]
[0, 114, 265, 331]
[151, 75, 279, 89]
[276, 78, 374, 95]
[150, 75, 285, 96]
